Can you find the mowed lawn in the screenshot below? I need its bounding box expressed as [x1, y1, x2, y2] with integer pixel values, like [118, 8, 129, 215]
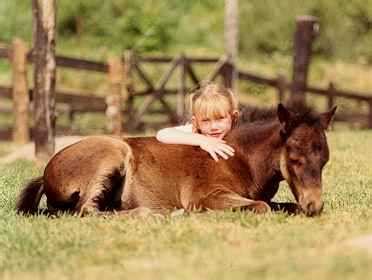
[0, 130, 372, 280]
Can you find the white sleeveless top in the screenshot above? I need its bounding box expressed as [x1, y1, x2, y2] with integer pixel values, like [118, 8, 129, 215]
[173, 124, 193, 133]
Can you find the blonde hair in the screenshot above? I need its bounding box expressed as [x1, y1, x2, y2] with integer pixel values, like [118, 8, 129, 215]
[187, 83, 239, 128]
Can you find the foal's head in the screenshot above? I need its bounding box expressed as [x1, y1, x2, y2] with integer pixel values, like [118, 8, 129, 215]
[277, 104, 337, 216]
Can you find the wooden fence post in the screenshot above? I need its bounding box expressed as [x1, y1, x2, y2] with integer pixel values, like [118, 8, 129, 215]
[290, 15, 319, 108]
[222, 58, 235, 90]
[123, 50, 134, 129]
[276, 74, 287, 104]
[11, 38, 30, 144]
[368, 99, 372, 129]
[177, 53, 187, 122]
[32, 0, 57, 161]
[327, 82, 335, 110]
[106, 56, 124, 135]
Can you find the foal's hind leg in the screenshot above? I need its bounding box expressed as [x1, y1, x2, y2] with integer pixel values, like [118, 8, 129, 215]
[196, 188, 271, 214]
[78, 168, 124, 217]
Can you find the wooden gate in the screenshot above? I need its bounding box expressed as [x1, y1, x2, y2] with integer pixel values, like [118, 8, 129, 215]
[122, 52, 234, 130]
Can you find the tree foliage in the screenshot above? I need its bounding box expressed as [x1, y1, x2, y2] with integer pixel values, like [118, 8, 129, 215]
[2, 0, 372, 62]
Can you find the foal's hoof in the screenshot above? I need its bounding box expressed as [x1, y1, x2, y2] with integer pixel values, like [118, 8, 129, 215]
[250, 201, 271, 214]
[78, 206, 99, 217]
[170, 208, 186, 218]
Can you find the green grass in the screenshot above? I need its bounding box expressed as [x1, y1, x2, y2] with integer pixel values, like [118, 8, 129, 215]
[0, 130, 372, 280]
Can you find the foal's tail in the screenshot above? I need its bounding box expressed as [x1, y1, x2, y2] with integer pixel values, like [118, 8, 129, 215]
[16, 176, 44, 215]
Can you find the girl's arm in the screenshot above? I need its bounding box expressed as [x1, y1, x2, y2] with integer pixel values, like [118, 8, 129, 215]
[156, 125, 234, 161]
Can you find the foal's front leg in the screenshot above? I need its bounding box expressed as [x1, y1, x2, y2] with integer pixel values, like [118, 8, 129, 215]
[189, 188, 271, 214]
[268, 202, 301, 215]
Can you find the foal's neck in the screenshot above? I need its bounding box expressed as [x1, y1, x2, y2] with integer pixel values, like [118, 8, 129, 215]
[225, 120, 285, 198]
[229, 120, 284, 172]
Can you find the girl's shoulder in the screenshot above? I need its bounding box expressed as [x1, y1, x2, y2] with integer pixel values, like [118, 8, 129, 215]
[173, 123, 192, 132]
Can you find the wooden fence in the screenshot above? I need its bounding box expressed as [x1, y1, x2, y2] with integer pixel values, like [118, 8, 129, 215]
[237, 71, 372, 128]
[1, 37, 372, 142]
[0, 41, 238, 140]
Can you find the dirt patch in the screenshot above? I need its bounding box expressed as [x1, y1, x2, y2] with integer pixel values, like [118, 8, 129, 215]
[0, 136, 84, 164]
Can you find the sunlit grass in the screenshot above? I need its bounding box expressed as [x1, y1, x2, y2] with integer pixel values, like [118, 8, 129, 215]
[0, 130, 372, 280]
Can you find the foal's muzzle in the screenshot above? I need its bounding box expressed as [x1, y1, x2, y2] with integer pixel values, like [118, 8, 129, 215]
[300, 199, 324, 217]
[299, 191, 324, 217]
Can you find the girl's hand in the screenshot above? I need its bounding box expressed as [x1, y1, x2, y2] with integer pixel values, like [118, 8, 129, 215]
[199, 137, 235, 161]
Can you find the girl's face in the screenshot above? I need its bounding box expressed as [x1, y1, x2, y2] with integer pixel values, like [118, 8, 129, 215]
[193, 112, 235, 139]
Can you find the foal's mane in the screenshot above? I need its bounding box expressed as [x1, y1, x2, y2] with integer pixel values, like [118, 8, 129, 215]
[238, 105, 277, 124]
[232, 106, 279, 145]
[234, 104, 322, 144]
[238, 104, 319, 126]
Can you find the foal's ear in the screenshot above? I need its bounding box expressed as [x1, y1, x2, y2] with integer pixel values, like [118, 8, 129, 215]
[277, 104, 294, 135]
[319, 106, 337, 129]
[277, 103, 292, 124]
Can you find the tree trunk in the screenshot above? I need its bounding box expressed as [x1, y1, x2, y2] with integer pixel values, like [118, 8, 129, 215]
[32, 0, 57, 161]
[224, 0, 239, 92]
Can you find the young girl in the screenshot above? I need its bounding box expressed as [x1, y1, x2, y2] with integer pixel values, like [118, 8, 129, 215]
[156, 83, 239, 161]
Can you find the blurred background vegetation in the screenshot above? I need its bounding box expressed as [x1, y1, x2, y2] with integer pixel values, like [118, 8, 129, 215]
[1, 0, 372, 62]
[2, 0, 372, 91]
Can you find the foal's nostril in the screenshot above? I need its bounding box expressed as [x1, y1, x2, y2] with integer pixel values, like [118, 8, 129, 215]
[304, 201, 323, 217]
[307, 201, 315, 213]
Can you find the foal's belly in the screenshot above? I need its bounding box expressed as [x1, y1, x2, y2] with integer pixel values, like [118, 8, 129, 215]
[121, 162, 252, 211]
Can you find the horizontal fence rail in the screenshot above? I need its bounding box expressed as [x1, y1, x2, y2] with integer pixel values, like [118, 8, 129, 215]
[1, 41, 372, 141]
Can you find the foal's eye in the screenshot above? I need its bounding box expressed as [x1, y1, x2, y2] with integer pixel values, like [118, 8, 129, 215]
[290, 159, 302, 167]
